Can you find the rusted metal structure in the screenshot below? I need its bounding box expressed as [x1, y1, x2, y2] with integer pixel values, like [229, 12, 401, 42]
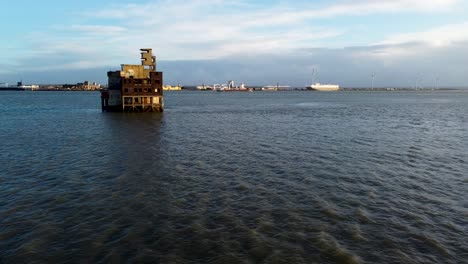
[101, 49, 164, 112]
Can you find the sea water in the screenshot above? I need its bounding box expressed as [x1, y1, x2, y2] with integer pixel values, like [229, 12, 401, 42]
[0, 90, 467, 263]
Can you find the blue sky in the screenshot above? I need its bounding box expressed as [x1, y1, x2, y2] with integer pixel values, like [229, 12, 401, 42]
[1, 0, 468, 87]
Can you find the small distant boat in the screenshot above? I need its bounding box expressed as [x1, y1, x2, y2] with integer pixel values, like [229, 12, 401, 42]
[216, 80, 249, 92]
[261, 86, 278, 91]
[261, 84, 290, 91]
[307, 83, 340, 91]
[196, 84, 213, 90]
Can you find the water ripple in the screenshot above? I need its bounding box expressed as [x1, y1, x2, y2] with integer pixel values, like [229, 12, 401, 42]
[1, 91, 467, 263]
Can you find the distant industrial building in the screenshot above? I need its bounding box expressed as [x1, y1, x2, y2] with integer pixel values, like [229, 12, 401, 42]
[81, 81, 101, 90]
[63, 81, 101, 90]
[101, 48, 164, 112]
[17, 81, 39, 91]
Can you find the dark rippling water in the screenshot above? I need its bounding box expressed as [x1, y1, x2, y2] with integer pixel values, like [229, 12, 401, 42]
[0, 91, 467, 263]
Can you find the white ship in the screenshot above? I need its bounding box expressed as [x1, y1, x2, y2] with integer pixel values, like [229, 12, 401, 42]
[216, 80, 249, 92]
[306, 68, 339, 91]
[261, 84, 290, 91]
[307, 83, 340, 91]
[196, 84, 213, 90]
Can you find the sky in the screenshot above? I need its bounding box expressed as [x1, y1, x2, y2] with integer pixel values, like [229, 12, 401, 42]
[1, 0, 468, 87]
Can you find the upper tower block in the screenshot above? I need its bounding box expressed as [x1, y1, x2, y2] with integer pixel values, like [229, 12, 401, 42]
[140, 48, 156, 71]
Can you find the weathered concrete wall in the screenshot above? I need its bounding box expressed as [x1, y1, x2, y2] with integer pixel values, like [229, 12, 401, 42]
[121, 65, 148, 79]
[107, 71, 122, 90]
[108, 90, 122, 106]
[141, 48, 155, 67]
[102, 48, 163, 112]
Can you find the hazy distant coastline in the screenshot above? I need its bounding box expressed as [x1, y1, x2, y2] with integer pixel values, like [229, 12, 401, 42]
[1, 85, 467, 92]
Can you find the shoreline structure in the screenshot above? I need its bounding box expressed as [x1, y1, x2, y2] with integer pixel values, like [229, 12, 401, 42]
[0, 85, 465, 92]
[100, 49, 164, 112]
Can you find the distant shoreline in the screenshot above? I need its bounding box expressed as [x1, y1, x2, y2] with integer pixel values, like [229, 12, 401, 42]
[1, 87, 467, 92]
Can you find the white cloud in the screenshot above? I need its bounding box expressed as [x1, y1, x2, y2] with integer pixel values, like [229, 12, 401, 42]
[68, 25, 127, 35]
[74, 0, 462, 61]
[377, 22, 468, 47]
[326, 0, 460, 15]
[3, 0, 467, 86]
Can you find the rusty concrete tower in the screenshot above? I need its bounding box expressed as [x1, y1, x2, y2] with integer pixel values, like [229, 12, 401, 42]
[101, 48, 164, 112]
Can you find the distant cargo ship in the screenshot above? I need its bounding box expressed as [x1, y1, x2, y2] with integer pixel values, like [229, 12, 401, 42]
[307, 83, 340, 91]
